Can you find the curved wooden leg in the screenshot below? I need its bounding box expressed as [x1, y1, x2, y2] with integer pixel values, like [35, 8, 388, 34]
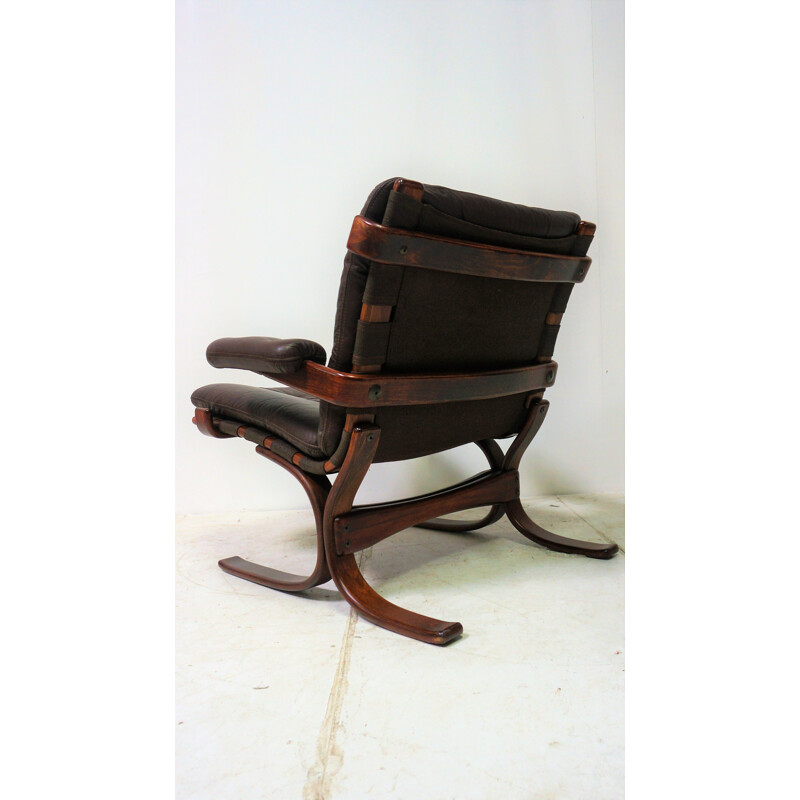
[218, 445, 332, 592]
[328, 553, 464, 644]
[503, 397, 618, 559]
[505, 498, 619, 559]
[416, 439, 507, 532]
[324, 425, 463, 645]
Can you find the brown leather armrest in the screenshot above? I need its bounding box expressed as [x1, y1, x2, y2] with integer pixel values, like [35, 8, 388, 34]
[206, 336, 327, 375]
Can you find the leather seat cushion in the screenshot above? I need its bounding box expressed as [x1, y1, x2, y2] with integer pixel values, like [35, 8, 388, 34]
[191, 383, 327, 459]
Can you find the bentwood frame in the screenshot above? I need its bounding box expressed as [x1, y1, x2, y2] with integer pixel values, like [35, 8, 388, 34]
[192, 178, 618, 645]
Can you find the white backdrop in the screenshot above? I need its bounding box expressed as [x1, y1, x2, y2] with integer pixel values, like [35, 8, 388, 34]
[176, 0, 624, 513]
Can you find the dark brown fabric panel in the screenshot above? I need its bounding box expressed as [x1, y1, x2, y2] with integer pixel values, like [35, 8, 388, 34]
[241, 426, 268, 445]
[571, 233, 594, 257]
[352, 320, 392, 366]
[216, 418, 241, 437]
[296, 453, 329, 475]
[362, 262, 405, 305]
[550, 284, 575, 314]
[384, 269, 557, 372]
[537, 325, 560, 360]
[372, 395, 530, 463]
[269, 438, 298, 462]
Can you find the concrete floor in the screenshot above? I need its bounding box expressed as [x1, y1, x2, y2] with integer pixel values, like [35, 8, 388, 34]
[176, 493, 624, 799]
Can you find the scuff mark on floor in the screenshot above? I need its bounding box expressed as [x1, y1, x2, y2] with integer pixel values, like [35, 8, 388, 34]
[302, 551, 364, 800]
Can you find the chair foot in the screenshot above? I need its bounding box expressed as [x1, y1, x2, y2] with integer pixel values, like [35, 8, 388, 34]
[324, 424, 462, 645]
[328, 552, 463, 645]
[505, 498, 619, 559]
[219, 555, 330, 592]
[218, 444, 332, 592]
[416, 439, 506, 533]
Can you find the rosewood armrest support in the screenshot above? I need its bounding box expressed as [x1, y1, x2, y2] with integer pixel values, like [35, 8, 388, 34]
[268, 360, 559, 407]
[206, 336, 327, 375]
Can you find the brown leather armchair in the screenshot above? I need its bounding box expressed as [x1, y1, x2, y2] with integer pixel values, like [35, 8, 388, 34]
[191, 177, 617, 645]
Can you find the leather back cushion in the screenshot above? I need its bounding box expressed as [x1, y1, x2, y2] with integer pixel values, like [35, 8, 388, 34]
[319, 180, 592, 461]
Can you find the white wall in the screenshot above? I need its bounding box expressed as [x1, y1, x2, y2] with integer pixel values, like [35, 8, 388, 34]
[176, 0, 624, 513]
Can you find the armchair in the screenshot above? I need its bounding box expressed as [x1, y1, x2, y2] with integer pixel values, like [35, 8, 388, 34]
[191, 177, 617, 645]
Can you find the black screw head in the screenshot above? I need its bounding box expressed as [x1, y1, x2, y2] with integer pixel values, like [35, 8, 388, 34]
[368, 384, 382, 401]
[345, 539, 351, 549]
[540, 405, 546, 414]
[399, 245, 408, 255]
[545, 369, 555, 383]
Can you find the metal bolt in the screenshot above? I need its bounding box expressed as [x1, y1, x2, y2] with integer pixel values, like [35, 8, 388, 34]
[540, 405, 546, 414]
[345, 539, 351, 549]
[546, 369, 555, 383]
[368, 384, 382, 401]
[399, 245, 408, 255]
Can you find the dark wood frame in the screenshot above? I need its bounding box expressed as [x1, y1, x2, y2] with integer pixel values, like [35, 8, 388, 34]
[196, 393, 618, 646]
[193, 195, 615, 644]
[252, 359, 558, 407]
[347, 215, 591, 283]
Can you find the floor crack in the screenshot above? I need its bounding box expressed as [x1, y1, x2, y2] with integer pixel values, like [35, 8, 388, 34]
[302, 551, 364, 799]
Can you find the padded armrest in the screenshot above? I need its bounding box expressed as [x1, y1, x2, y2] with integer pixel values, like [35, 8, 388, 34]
[206, 337, 327, 375]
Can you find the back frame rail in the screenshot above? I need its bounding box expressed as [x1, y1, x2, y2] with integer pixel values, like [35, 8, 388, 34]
[347, 214, 592, 283]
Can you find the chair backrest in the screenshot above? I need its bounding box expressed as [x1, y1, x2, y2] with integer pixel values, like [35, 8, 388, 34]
[318, 178, 595, 463]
